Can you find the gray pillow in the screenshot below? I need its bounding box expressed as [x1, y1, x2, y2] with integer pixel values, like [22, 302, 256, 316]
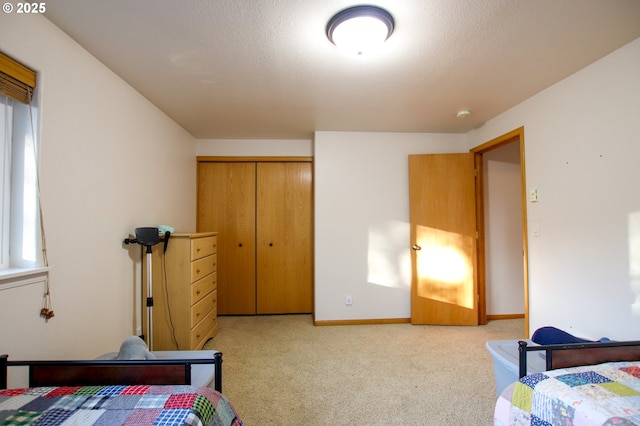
[116, 336, 157, 360]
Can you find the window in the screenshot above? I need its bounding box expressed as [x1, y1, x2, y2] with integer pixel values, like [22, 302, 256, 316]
[0, 52, 43, 275]
[1, 94, 41, 270]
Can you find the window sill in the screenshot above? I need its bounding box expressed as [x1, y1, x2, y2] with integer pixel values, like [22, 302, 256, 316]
[0, 267, 50, 289]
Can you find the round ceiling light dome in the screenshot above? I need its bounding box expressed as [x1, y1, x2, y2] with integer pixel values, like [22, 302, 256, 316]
[326, 5, 395, 56]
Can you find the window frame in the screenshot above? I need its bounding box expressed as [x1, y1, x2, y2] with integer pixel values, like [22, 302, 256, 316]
[0, 95, 12, 268]
[0, 52, 47, 286]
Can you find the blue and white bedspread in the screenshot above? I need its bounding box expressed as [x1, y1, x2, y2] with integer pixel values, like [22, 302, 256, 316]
[494, 361, 640, 425]
[0, 384, 243, 425]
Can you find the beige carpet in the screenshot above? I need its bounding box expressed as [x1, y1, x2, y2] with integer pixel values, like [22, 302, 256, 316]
[204, 315, 524, 426]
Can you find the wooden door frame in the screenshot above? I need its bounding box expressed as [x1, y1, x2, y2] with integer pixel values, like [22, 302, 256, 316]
[471, 127, 529, 336]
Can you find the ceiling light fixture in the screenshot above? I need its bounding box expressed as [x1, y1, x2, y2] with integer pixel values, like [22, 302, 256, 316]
[456, 109, 472, 118]
[326, 5, 395, 56]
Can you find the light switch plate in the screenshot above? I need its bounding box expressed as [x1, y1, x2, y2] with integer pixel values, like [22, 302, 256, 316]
[529, 187, 539, 202]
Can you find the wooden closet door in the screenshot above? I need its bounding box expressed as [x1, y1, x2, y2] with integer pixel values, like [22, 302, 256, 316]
[256, 162, 313, 314]
[197, 162, 257, 315]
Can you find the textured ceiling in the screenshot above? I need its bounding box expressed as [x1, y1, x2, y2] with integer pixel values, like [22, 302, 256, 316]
[44, 1, 640, 139]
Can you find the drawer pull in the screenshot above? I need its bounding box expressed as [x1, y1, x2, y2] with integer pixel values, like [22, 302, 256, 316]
[196, 290, 200, 295]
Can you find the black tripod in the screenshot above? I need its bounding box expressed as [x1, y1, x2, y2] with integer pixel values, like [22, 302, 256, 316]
[124, 227, 170, 350]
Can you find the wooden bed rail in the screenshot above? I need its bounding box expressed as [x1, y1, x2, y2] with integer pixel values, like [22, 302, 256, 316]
[518, 340, 640, 379]
[1, 352, 222, 392]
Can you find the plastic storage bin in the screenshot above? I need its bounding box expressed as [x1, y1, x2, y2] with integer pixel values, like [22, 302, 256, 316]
[485, 340, 545, 396]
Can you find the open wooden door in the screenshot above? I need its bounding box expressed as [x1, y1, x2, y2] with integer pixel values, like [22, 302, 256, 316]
[409, 153, 478, 325]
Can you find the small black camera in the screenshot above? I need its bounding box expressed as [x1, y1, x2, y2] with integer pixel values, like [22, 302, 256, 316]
[134, 227, 160, 247]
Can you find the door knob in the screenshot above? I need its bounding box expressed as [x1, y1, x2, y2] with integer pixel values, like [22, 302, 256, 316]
[411, 244, 422, 251]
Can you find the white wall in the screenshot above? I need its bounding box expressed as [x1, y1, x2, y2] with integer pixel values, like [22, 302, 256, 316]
[199, 133, 467, 321]
[0, 14, 196, 362]
[197, 139, 312, 157]
[484, 143, 524, 315]
[468, 38, 640, 340]
[314, 132, 467, 321]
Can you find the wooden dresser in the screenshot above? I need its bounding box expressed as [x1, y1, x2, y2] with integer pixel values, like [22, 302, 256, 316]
[143, 232, 218, 350]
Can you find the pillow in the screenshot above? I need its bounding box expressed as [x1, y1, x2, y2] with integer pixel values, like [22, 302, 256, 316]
[531, 326, 592, 345]
[116, 336, 157, 360]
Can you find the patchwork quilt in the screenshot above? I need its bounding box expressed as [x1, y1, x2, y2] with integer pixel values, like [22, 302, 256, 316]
[0, 385, 243, 426]
[494, 361, 640, 425]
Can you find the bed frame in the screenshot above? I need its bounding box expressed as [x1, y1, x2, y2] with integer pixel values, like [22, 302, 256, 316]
[0, 352, 222, 392]
[518, 339, 640, 378]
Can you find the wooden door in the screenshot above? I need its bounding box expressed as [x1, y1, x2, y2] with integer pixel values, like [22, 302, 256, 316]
[256, 162, 313, 314]
[197, 162, 257, 315]
[408, 154, 478, 325]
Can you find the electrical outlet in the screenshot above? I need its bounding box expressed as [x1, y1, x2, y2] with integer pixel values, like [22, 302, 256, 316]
[345, 295, 353, 305]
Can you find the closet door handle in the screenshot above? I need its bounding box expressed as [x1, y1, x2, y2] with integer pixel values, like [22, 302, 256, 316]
[269, 243, 273, 247]
[411, 244, 422, 251]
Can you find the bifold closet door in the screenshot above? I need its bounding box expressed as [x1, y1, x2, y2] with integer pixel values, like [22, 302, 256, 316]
[197, 162, 257, 315]
[256, 162, 313, 314]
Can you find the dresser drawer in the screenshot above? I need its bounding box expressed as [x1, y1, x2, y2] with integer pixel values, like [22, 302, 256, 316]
[191, 273, 216, 305]
[191, 254, 217, 282]
[191, 236, 217, 261]
[191, 290, 216, 327]
[191, 310, 216, 349]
